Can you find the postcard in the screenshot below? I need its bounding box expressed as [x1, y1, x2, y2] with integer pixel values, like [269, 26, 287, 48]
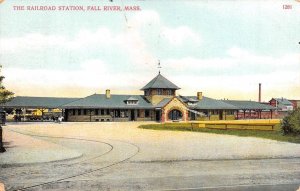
[0, 0, 299, 191]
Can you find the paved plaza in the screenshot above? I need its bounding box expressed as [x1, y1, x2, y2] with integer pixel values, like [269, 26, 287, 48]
[0, 122, 300, 191]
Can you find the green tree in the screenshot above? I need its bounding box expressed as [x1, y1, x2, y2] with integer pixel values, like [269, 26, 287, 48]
[0, 65, 14, 153]
[281, 108, 300, 135]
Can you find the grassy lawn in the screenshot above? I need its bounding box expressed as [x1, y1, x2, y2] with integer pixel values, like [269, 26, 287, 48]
[139, 122, 300, 144]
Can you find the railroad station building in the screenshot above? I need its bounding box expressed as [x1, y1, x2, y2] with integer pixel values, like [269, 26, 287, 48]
[2, 73, 275, 122]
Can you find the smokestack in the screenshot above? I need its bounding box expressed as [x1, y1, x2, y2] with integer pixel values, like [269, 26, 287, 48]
[197, 92, 203, 100]
[106, 89, 111, 99]
[258, 83, 261, 102]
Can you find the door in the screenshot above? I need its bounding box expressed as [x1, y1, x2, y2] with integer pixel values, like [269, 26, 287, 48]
[155, 110, 161, 122]
[219, 110, 223, 120]
[130, 110, 135, 121]
[168, 109, 183, 121]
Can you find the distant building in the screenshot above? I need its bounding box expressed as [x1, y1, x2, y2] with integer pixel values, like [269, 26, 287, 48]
[289, 100, 300, 109]
[2, 73, 275, 122]
[269, 98, 294, 111]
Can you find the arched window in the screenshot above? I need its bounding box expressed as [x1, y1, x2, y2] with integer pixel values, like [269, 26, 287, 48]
[168, 109, 183, 121]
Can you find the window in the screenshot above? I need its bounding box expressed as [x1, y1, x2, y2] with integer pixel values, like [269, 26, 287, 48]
[78, 109, 82, 115]
[144, 90, 150, 96]
[83, 109, 87, 115]
[137, 110, 140, 118]
[72, 109, 75, 115]
[106, 109, 110, 115]
[145, 110, 150, 118]
[157, 89, 162, 95]
[188, 102, 196, 106]
[101, 109, 105, 115]
[95, 109, 99, 115]
[167, 89, 172, 95]
[126, 100, 138, 105]
[227, 110, 234, 115]
[115, 110, 120, 117]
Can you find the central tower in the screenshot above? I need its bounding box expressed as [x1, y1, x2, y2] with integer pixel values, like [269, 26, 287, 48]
[141, 73, 180, 105]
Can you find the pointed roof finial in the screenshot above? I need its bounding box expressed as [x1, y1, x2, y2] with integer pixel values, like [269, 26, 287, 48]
[158, 60, 162, 74]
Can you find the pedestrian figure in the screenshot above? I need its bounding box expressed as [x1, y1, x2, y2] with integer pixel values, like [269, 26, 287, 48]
[58, 116, 63, 124]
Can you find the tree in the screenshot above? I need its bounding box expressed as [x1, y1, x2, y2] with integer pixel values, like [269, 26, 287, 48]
[0, 65, 14, 153]
[281, 108, 300, 135]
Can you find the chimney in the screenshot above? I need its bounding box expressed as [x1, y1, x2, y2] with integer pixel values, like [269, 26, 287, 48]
[106, 89, 111, 99]
[258, 83, 261, 103]
[197, 92, 203, 100]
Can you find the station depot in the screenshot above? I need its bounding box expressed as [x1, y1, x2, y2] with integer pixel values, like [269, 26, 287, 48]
[2, 73, 275, 122]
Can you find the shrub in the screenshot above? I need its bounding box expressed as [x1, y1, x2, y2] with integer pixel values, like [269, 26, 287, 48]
[281, 108, 300, 135]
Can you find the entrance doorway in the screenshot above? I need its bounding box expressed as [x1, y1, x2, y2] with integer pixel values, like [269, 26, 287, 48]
[130, 110, 135, 121]
[155, 110, 161, 122]
[190, 112, 196, 120]
[219, 110, 223, 120]
[168, 109, 183, 121]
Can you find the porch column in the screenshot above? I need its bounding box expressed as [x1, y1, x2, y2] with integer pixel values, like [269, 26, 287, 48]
[23, 108, 26, 122]
[161, 110, 165, 123]
[89, 109, 92, 122]
[270, 110, 273, 119]
[185, 110, 188, 121]
[41, 108, 45, 121]
[134, 109, 137, 121]
[0, 125, 5, 153]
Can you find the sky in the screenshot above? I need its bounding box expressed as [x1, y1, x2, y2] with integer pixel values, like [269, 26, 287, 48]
[0, 0, 299, 101]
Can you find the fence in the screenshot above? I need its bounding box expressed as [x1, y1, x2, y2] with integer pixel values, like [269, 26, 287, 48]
[190, 119, 280, 131]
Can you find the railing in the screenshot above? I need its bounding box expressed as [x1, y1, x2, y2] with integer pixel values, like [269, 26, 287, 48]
[191, 120, 280, 131]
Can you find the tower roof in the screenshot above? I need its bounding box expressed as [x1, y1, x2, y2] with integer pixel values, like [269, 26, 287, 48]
[141, 73, 180, 90]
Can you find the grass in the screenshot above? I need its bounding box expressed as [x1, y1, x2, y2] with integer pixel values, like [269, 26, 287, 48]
[138, 122, 300, 144]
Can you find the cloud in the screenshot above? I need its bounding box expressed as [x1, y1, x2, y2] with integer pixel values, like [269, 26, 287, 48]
[127, 10, 160, 28]
[162, 47, 300, 100]
[0, 33, 66, 53]
[161, 26, 201, 46]
[80, 59, 107, 72]
[2, 57, 152, 94]
[165, 47, 299, 74]
[0, 9, 202, 70]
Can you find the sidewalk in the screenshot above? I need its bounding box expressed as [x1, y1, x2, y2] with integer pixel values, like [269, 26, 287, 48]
[0, 129, 82, 166]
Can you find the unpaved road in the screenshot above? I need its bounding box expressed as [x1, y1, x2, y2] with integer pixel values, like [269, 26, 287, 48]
[0, 122, 299, 191]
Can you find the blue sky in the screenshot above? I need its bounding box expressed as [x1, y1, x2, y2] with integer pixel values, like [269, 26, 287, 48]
[0, 0, 299, 101]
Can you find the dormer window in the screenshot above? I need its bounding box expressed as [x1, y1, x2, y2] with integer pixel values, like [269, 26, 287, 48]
[187, 102, 197, 106]
[125, 96, 139, 105]
[127, 100, 138, 105]
[184, 97, 198, 106]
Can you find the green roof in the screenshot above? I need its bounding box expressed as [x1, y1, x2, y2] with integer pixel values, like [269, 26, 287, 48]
[61, 94, 153, 109]
[155, 98, 172, 108]
[1, 96, 79, 109]
[274, 98, 293, 106]
[126, 96, 139, 101]
[141, 73, 180, 90]
[222, 100, 275, 110]
[181, 96, 238, 110]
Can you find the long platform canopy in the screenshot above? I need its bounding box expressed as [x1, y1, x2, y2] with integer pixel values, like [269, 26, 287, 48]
[222, 100, 275, 110]
[1, 96, 79, 109]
